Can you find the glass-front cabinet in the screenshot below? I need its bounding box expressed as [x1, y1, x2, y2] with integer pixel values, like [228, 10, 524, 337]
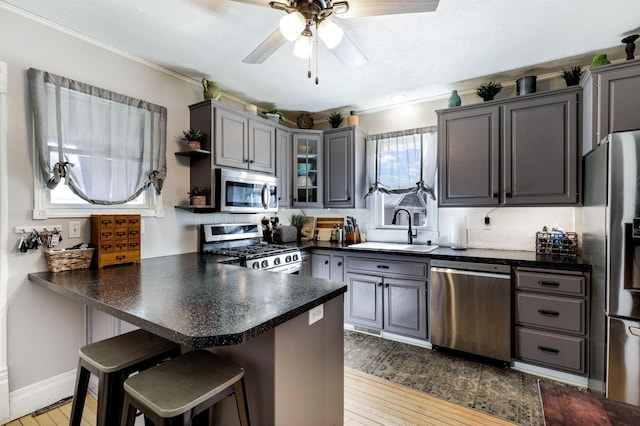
[292, 131, 323, 208]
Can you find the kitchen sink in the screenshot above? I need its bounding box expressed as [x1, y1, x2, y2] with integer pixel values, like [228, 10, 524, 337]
[346, 241, 439, 253]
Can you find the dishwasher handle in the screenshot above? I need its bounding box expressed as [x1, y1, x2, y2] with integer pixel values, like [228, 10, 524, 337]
[430, 266, 511, 280]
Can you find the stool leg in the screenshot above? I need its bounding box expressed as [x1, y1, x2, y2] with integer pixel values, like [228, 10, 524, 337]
[70, 362, 90, 426]
[97, 370, 127, 426]
[234, 378, 251, 426]
[120, 393, 137, 426]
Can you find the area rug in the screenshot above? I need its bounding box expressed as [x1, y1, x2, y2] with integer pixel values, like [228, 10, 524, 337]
[538, 379, 640, 425]
[344, 330, 544, 425]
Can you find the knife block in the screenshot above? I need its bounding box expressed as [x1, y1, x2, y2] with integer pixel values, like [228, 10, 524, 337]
[345, 226, 361, 245]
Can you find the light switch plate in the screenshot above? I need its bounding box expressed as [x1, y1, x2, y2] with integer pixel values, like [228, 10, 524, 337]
[69, 221, 81, 238]
[309, 304, 324, 325]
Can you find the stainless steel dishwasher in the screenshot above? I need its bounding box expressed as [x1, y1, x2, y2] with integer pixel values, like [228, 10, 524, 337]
[430, 259, 512, 362]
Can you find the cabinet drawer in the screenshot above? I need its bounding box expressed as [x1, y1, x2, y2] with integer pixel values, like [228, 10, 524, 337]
[516, 270, 585, 296]
[128, 215, 141, 226]
[516, 293, 585, 334]
[114, 216, 128, 227]
[346, 257, 427, 279]
[98, 251, 140, 267]
[114, 227, 129, 240]
[516, 327, 586, 374]
[96, 215, 115, 229]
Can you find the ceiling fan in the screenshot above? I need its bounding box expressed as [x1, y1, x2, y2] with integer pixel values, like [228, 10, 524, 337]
[231, 0, 439, 82]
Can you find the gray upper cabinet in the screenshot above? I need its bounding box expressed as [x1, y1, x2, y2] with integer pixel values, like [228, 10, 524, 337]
[275, 128, 292, 207]
[437, 87, 580, 207]
[323, 126, 366, 209]
[582, 60, 640, 154]
[438, 105, 500, 206]
[292, 131, 323, 208]
[503, 91, 579, 205]
[189, 100, 276, 175]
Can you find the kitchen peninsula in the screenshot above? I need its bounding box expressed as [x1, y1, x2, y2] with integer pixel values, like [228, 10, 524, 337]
[28, 253, 347, 425]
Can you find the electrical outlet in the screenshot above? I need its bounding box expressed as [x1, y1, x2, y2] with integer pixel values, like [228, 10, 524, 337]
[309, 304, 324, 325]
[69, 221, 81, 238]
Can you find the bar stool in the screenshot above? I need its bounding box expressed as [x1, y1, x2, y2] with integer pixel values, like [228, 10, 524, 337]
[70, 328, 182, 426]
[121, 349, 250, 426]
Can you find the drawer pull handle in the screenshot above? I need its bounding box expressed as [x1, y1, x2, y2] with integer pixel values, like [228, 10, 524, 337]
[538, 309, 560, 317]
[539, 280, 560, 287]
[538, 346, 560, 354]
[101, 232, 112, 238]
[102, 245, 112, 250]
[129, 230, 139, 236]
[337, 261, 342, 267]
[130, 219, 139, 225]
[116, 255, 126, 261]
[324, 260, 329, 265]
[377, 265, 390, 269]
[377, 282, 383, 287]
[116, 220, 126, 225]
[129, 242, 139, 248]
[116, 232, 127, 237]
[101, 220, 112, 225]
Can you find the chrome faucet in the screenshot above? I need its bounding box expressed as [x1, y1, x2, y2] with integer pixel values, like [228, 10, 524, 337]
[392, 208, 418, 244]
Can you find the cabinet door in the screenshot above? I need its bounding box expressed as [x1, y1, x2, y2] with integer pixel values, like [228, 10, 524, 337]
[503, 91, 578, 205]
[311, 253, 331, 279]
[324, 129, 353, 207]
[292, 132, 323, 208]
[600, 66, 640, 143]
[248, 118, 276, 174]
[345, 273, 383, 330]
[331, 255, 345, 282]
[276, 128, 292, 207]
[384, 277, 428, 339]
[438, 105, 500, 206]
[300, 253, 311, 277]
[215, 107, 248, 169]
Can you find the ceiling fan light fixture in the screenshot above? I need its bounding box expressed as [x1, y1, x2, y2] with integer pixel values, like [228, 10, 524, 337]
[317, 19, 344, 49]
[293, 35, 313, 59]
[279, 11, 306, 41]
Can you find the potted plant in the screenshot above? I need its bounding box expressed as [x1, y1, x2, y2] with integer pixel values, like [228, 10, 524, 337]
[183, 128, 204, 150]
[188, 185, 210, 206]
[328, 111, 343, 128]
[265, 109, 285, 123]
[475, 81, 502, 102]
[560, 65, 583, 86]
[289, 213, 305, 242]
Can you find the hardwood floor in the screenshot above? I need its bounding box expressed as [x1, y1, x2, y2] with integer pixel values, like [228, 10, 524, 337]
[6, 370, 516, 425]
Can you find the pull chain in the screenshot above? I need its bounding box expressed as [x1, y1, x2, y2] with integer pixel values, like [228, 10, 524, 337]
[315, 30, 319, 84]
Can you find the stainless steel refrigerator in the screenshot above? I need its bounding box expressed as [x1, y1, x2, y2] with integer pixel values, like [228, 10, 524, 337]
[583, 129, 640, 405]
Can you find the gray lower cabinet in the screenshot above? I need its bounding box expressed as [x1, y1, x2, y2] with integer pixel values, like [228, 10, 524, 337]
[300, 252, 312, 277]
[311, 250, 344, 282]
[582, 59, 640, 154]
[344, 254, 428, 340]
[515, 267, 589, 375]
[323, 126, 366, 208]
[438, 87, 580, 207]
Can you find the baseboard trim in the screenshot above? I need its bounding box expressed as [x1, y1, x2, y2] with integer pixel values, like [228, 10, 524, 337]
[512, 361, 588, 388]
[5, 368, 76, 422]
[0, 365, 9, 421]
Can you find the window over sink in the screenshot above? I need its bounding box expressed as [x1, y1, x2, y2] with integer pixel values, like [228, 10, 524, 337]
[365, 127, 438, 234]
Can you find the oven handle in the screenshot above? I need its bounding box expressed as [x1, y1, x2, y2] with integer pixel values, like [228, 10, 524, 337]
[262, 183, 270, 210]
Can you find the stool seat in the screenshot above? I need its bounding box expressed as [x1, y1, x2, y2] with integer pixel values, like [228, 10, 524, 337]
[70, 329, 181, 426]
[121, 350, 250, 425]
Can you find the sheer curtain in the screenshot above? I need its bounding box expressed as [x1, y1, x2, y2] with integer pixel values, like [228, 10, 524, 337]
[28, 68, 167, 205]
[365, 127, 438, 201]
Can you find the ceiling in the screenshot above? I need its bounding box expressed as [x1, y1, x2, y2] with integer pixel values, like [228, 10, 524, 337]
[4, 0, 640, 121]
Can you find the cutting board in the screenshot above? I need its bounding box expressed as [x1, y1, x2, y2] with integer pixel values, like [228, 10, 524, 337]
[315, 217, 344, 240]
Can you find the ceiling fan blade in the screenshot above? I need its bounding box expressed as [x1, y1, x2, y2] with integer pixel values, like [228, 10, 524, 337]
[226, 0, 273, 8]
[329, 32, 368, 68]
[242, 28, 287, 64]
[336, 0, 439, 18]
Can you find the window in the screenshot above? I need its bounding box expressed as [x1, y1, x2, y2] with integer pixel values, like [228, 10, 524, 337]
[28, 68, 166, 219]
[366, 127, 438, 233]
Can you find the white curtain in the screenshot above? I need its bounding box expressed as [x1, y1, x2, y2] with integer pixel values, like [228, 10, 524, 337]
[28, 68, 167, 205]
[365, 127, 437, 200]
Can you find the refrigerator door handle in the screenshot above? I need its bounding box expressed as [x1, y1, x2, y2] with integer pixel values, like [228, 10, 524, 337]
[630, 326, 640, 337]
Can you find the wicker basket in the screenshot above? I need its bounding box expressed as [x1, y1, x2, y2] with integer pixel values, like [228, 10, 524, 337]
[44, 248, 95, 272]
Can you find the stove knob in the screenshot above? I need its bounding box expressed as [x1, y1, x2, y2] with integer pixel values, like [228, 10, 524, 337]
[252, 262, 260, 269]
[261, 259, 269, 268]
[292, 254, 299, 261]
[285, 255, 292, 263]
[274, 258, 281, 265]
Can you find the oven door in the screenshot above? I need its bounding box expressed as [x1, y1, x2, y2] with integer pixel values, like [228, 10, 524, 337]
[216, 168, 278, 213]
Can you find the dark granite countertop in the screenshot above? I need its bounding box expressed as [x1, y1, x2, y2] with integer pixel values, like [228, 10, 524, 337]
[28, 253, 346, 348]
[299, 241, 591, 272]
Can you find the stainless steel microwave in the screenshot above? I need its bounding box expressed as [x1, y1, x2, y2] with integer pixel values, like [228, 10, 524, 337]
[213, 168, 278, 213]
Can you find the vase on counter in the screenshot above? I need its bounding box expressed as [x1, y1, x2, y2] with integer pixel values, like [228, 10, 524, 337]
[448, 90, 461, 107]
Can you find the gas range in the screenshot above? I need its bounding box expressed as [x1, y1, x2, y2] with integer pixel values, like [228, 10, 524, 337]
[200, 223, 302, 274]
